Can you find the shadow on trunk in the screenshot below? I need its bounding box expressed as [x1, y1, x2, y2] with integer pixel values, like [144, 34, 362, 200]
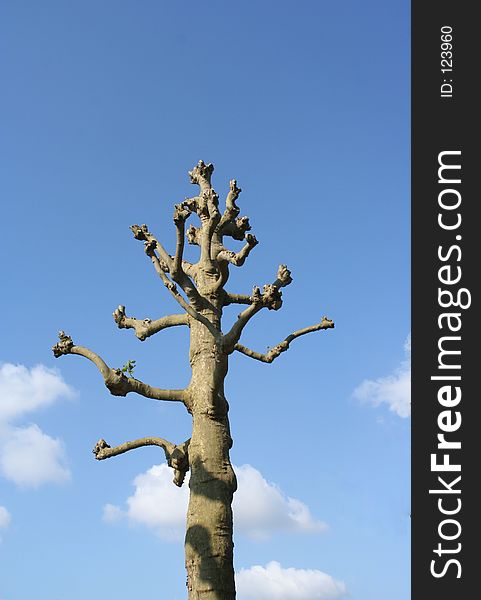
[185, 458, 236, 598]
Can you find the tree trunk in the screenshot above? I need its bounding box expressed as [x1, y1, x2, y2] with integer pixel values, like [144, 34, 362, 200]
[185, 313, 237, 599]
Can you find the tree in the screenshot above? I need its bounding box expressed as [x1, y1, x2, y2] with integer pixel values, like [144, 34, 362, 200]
[52, 160, 334, 599]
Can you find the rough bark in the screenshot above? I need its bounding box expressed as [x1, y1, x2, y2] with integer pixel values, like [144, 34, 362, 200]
[184, 314, 236, 598]
[52, 160, 334, 599]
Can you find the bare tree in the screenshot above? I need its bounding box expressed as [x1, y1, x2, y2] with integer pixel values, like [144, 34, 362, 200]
[52, 161, 334, 599]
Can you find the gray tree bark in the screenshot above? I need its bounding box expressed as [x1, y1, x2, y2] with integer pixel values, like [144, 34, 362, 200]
[52, 161, 334, 599]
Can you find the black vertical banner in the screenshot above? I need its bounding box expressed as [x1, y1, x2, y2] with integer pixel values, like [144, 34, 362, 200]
[412, 2, 479, 599]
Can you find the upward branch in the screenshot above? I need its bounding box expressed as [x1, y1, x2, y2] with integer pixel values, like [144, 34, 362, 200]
[234, 317, 335, 363]
[188, 159, 214, 194]
[183, 169, 260, 287]
[172, 202, 191, 279]
[200, 189, 221, 272]
[186, 161, 221, 273]
[217, 179, 241, 231]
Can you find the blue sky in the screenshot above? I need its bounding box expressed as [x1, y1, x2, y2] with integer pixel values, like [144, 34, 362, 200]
[0, 2, 410, 599]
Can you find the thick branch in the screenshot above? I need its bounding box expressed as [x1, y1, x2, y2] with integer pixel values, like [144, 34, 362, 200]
[185, 168, 255, 283]
[180, 259, 197, 279]
[188, 160, 214, 193]
[222, 265, 293, 351]
[234, 317, 335, 363]
[225, 178, 241, 217]
[185, 160, 225, 274]
[52, 331, 186, 402]
[223, 293, 253, 306]
[200, 189, 221, 271]
[93, 437, 190, 487]
[113, 306, 189, 341]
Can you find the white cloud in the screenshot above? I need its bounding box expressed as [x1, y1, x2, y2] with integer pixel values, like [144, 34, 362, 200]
[0, 505, 11, 529]
[0, 424, 70, 487]
[103, 464, 326, 541]
[234, 464, 326, 539]
[352, 334, 411, 418]
[0, 363, 75, 487]
[104, 464, 189, 541]
[236, 561, 347, 600]
[0, 363, 75, 423]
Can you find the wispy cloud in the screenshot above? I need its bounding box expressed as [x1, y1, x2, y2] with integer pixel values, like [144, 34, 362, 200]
[0, 363, 75, 487]
[0, 505, 11, 529]
[103, 463, 326, 541]
[352, 334, 411, 418]
[236, 561, 347, 600]
[0, 505, 11, 542]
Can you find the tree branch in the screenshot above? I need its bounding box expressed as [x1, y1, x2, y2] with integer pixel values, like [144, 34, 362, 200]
[217, 233, 258, 267]
[180, 259, 197, 279]
[184, 160, 226, 275]
[52, 331, 186, 402]
[223, 292, 253, 306]
[186, 224, 201, 246]
[199, 189, 221, 271]
[131, 224, 202, 308]
[234, 317, 335, 363]
[130, 223, 173, 272]
[93, 437, 190, 487]
[217, 179, 241, 231]
[172, 203, 191, 279]
[220, 215, 252, 240]
[113, 306, 189, 341]
[222, 265, 293, 352]
[141, 241, 221, 342]
[188, 160, 214, 194]
[223, 303, 263, 351]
